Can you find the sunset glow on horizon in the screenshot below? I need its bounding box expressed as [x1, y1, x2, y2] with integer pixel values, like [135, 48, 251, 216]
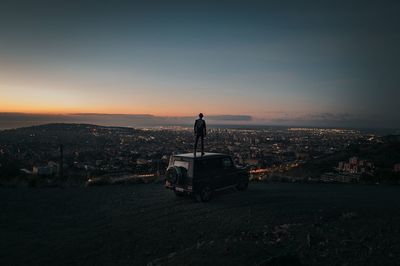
[1, 1, 399, 128]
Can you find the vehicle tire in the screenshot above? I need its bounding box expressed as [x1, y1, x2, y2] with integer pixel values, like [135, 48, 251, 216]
[236, 178, 249, 191]
[196, 186, 213, 202]
[175, 191, 185, 197]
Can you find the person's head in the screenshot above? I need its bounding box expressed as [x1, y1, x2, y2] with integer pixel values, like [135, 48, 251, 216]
[199, 113, 204, 119]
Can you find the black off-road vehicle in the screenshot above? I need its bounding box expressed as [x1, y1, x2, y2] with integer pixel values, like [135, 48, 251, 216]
[165, 153, 249, 202]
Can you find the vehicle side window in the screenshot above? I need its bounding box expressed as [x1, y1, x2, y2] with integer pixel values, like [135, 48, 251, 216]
[222, 157, 233, 169]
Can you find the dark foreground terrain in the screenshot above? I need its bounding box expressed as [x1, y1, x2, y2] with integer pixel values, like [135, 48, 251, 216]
[2, 183, 400, 266]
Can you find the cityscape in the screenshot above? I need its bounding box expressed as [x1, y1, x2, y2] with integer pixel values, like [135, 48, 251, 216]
[1, 123, 398, 186]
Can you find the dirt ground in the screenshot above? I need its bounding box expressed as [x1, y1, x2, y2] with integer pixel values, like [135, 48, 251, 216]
[2, 183, 400, 266]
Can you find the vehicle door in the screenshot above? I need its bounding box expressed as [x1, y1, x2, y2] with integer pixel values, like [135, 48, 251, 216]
[221, 156, 237, 186]
[194, 159, 207, 187]
[205, 157, 225, 189]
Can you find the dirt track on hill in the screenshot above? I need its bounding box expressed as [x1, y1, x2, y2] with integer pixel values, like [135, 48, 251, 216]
[2, 183, 400, 265]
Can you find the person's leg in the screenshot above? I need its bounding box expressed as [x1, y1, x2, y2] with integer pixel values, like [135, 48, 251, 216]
[201, 135, 204, 155]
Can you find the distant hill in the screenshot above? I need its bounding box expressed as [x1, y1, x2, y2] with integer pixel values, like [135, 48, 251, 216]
[0, 123, 138, 145]
[0, 123, 143, 181]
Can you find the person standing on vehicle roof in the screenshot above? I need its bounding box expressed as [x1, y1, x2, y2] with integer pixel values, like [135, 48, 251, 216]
[194, 113, 206, 156]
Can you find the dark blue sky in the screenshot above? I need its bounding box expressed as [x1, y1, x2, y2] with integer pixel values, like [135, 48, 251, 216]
[0, 0, 399, 128]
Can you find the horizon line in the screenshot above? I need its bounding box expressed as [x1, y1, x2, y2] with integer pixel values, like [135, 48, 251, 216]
[0, 121, 398, 132]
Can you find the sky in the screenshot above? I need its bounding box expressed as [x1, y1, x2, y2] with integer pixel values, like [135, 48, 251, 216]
[0, 0, 399, 128]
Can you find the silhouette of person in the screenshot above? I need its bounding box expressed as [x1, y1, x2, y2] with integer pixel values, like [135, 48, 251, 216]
[194, 113, 206, 156]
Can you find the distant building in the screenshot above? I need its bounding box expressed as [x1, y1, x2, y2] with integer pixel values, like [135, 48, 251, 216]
[136, 158, 149, 165]
[338, 161, 344, 171]
[20, 168, 32, 174]
[343, 163, 351, 172]
[337, 157, 374, 175]
[349, 156, 358, 165]
[245, 158, 259, 166]
[32, 161, 58, 176]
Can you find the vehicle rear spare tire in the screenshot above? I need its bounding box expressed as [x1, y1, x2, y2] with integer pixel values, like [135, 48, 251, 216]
[166, 166, 187, 185]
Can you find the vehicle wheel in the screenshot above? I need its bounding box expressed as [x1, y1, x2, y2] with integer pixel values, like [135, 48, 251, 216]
[175, 191, 185, 197]
[236, 178, 248, 191]
[196, 186, 213, 202]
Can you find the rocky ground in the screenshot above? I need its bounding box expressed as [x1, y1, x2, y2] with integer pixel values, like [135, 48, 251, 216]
[1, 183, 400, 265]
